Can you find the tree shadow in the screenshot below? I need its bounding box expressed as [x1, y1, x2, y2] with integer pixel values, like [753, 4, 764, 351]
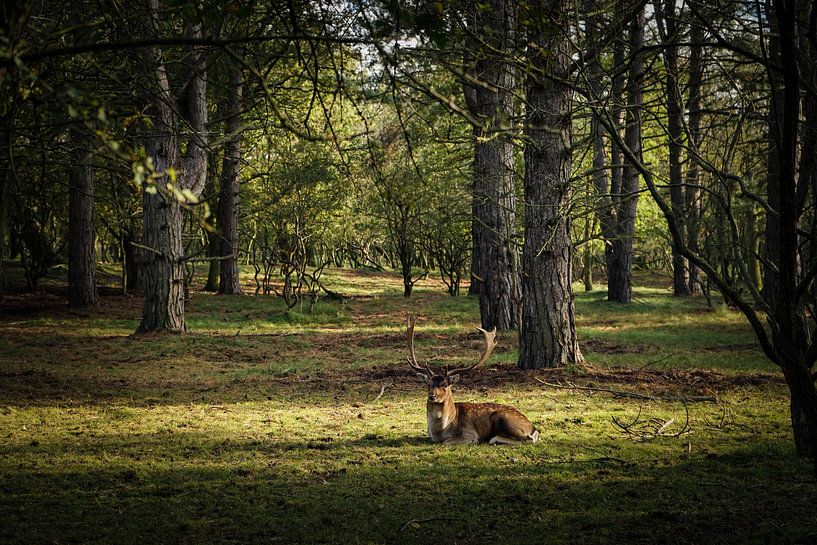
[1, 429, 815, 545]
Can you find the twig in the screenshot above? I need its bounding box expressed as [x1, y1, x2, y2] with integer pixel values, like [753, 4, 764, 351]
[181, 254, 235, 262]
[534, 377, 716, 403]
[129, 241, 163, 256]
[369, 382, 391, 404]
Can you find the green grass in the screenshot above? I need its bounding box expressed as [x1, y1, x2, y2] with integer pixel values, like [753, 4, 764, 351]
[0, 265, 814, 544]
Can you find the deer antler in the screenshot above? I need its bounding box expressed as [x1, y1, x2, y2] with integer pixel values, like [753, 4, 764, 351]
[407, 316, 434, 376]
[446, 326, 497, 377]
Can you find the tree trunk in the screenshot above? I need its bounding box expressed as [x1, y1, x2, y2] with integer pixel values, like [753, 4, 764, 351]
[463, 0, 520, 330]
[658, 0, 690, 296]
[137, 12, 208, 333]
[608, 5, 644, 304]
[685, 24, 704, 295]
[203, 228, 220, 291]
[68, 129, 97, 308]
[766, 0, 817, 465]
[138, 138, 186, 331]
[218, 59, 243, 295]
[518, 0, 583, 369]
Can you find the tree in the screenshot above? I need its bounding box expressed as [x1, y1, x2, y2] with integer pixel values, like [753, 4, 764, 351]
[517, 0, 583, 369]
[67, 128, 97, 308]
[137, 5, 208, 333]
[218, 56, 244, 295]
[462, 0, 521, 329]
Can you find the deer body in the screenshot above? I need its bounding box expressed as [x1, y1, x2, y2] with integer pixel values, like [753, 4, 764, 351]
[408, 317, 540, 445]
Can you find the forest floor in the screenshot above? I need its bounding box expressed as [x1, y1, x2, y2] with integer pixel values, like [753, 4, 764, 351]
[0, 265, 815, 544]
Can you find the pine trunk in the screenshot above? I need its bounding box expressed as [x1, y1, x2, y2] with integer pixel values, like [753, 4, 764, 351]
[608, 6, 644, 304]
[518, 0, 583, 369]
[138, 140, 187, 332]
[137, 14, 208, 333]
[218, 61, 243, 295]
[463, 0, 520, 330]
[68, 130, 98, 308]
[685, 25, 704, 295]
[660, 0, 690, 296]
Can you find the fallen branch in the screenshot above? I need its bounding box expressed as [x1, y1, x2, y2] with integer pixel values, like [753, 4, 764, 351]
[534, 377, 716, 403]
[369, 382, 391, 404]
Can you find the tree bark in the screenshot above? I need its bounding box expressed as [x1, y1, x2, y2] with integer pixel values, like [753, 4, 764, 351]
[607, 5, 644, 304]
[518, 0, 583, 369]
[685, 24, 704, 295]
[68, 129, 97, 308]
[462, 0, 520, 330]
[218, 59, 243, 295]
[658, 0, 691, 296]
[137, 10, 208, 333]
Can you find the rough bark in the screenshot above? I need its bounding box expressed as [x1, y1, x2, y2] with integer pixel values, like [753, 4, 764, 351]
[771, 0, 817, 461]
[137, 10, 208, 333]
[658, 0, 690, 296]
[218, 60, 243, 295]
[462, 0, 520, 330]
[518, 0, 583, 369]
[607, 5, 644, 304]
[685, 24, 704, 294]
[67, 129, 97, 308]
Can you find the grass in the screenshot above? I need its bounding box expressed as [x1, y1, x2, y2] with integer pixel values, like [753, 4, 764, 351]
[0, 264, 814, 544]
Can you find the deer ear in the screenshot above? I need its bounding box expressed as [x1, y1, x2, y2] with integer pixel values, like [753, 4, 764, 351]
[416, 373, 430, 383]
[448, 374, 460, 385]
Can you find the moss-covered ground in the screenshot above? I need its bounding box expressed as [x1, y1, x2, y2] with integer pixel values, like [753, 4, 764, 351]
[0, 266, 814, 544]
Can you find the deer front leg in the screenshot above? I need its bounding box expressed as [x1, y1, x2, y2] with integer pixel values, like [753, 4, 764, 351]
[488, 435, 523, 445]
[443, 428, 479, 445]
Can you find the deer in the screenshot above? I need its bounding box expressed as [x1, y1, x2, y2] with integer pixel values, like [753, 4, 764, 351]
[407, 316, 540, 445]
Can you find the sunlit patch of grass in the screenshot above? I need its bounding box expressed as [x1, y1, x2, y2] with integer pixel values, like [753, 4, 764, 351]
[1, 265, 814, 544]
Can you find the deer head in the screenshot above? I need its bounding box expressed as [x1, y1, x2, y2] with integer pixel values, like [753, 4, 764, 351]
[406, 316, 497, 403]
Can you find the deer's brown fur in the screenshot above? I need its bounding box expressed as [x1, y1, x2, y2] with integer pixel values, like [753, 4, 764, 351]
[408, 317, 540, 445]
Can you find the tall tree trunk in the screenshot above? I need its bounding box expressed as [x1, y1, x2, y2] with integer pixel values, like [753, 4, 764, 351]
[0, 113, 11, 290]
[137, 11, 208, 333]
[767, 0, 817, 462]
[518, 0, 583, 369]
[685, 24, 704, 294]
[68, 129, 97, 308]
[462, 0, 520, 330]
[658, 0, 690, 296]
[584, 0, 617, 293]
[218, 59, 243, 295]
[607, 5, 644, 304]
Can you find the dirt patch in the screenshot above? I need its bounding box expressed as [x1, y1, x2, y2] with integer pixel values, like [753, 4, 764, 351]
[582, 338, 647, 354]
[347, 363, 784, 397]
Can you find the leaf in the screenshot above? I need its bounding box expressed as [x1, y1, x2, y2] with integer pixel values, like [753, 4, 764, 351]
[181, 188, 199, 204]
[145, 185, 157, 195]
[67, 105, 78, 119]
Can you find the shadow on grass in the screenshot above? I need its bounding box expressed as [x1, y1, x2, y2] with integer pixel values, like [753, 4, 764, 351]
[1, 430, 815, 545]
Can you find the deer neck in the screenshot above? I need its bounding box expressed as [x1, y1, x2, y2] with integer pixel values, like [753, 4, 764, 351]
[426, 392, 458, 441]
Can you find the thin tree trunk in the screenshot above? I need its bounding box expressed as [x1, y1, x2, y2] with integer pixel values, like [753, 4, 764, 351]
[68, 129, 97, 307]
[685, 24, 704, 294]
[608, 5, 644, 304]
[518, 0, 583, 369]
[659, 0, 690, 296]
[218, 59, 243, 295]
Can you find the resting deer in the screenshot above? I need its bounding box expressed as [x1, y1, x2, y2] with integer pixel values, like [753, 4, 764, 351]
[407, 316, 540, 445]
